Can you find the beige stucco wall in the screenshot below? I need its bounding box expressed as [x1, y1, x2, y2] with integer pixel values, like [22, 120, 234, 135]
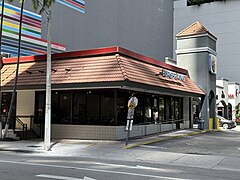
[16, 90, 35, 129]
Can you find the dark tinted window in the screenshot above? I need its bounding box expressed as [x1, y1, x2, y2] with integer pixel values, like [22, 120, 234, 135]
[73, 92, 86, 124]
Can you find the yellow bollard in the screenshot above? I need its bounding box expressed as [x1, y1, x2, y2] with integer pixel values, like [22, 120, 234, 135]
[216, 117, 220, 130]
[209, 118, 213, 130]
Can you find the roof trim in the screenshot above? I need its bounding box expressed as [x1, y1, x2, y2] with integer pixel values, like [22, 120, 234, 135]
[176, 33, 217, 42]
[117, 47, 187, 74]
[3, 46, 188, 74]
[1, 81, 205, 97]
[229, 82, 240, 85]
[176, 47, 217, 56]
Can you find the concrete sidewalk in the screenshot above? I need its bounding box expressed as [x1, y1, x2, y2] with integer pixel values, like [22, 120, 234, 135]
[2, 128, 240, 173]
[0, 128, 209, 156]
[124, 129, 210, 149]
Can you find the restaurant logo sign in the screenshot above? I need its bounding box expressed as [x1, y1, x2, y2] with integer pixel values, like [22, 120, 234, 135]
[209, 54, 217, 74]
[161, 69, 185, 81]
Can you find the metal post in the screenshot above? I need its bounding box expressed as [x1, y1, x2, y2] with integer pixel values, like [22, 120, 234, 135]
[125, 120, 131, 145]
[44, 10, 52, 151]
[159, 121, 162, 133]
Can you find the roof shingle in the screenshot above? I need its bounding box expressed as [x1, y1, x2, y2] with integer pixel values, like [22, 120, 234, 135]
[1, 47, 205, 96]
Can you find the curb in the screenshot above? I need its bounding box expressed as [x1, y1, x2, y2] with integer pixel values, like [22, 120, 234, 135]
[124, 129, 217, 149]
[0, 148, 37, 153]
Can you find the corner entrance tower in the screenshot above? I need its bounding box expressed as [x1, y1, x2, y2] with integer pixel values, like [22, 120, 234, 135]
[176, 21, 217, 129]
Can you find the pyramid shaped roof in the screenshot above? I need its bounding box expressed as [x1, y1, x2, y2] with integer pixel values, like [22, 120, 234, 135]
[176, 21, 216, 39]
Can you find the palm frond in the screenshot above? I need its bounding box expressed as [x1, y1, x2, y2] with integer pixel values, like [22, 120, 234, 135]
[39, 0, 55, 14]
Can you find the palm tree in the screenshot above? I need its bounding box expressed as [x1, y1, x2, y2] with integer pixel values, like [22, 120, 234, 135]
[2, 0, 55, 139]
[0, 0, 6, 58]
[0, 0, 6, 139]
[0, 1, 17, 138]
[2, 0, 25, 139]
[0, 0, 15, 139]
[32, 0, 55, 13]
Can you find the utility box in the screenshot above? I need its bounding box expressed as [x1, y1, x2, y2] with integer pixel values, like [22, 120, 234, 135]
[198, 120, 204, 130]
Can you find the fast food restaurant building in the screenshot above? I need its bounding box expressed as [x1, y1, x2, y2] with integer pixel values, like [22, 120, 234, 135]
[1, 46, 205, 140]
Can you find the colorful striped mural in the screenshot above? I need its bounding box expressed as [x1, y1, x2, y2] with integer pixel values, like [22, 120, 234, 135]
[0, 2, 66, 57]
[56, 0, 85, 13]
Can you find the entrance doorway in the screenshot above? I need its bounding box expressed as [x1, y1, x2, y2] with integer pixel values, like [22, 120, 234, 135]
[192, 97, 201, 128]
[217, 100, 228, 119]
[1, 92, 17, 129]
[209, 90, 215, 128]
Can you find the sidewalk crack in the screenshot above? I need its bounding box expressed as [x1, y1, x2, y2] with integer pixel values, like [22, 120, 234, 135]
[211, 156, 226, 169]
[169, 154, 185, 163]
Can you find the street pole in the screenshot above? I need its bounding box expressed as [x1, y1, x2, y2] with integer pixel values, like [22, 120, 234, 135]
[125, 120, 131, 145]
[125, 95, 138, 145]
[44, 10, 51, 151]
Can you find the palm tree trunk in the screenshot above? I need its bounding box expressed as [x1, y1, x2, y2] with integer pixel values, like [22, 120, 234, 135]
[3, 0, 25, 139]
[0, 0, 5, 139]
[0, 0, 5, 55]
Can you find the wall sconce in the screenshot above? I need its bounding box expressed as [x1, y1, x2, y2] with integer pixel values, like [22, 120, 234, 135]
[87, 91, 91, 95]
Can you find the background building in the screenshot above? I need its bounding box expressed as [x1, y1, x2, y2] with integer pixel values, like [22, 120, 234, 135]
[0, 2, 66, 57]
[216, 79, 240, 121]
[10, 0, 174, 60]
[174, 0, 240, 82]
[216, 79, 229, 118]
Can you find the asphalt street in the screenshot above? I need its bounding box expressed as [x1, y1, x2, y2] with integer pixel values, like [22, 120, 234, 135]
[0, 151, 239, 180]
